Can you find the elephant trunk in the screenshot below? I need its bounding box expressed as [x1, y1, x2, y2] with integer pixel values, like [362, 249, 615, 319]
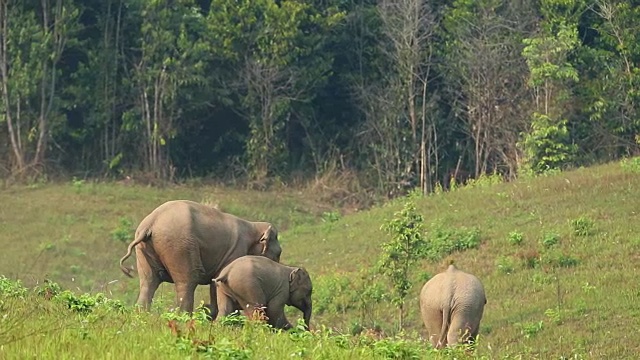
[302, 302, 312, 331]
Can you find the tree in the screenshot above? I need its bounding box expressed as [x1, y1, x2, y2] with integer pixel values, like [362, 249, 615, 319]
[358, 0, 439, 195]
[520, 0, 583, 174]
[378, 199, 428, 330]
[576, 0, 640, 160]
[0, 0, 79, 176]
[126, 0, 209, 179]
[208, 0, 343, 181]
[440, 0, 535, 179]
[62, 0, 131, 174]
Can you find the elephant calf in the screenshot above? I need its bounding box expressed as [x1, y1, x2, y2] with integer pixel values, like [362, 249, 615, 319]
[420, 264, 486, 349]
[214, 256, 313, 330]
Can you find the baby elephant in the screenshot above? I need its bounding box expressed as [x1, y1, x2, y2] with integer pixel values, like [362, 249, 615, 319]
[420, 264, 487, 349]
[214, 255, 313, 330]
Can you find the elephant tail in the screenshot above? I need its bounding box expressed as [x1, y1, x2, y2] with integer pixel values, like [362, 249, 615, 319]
[212, 274, 228, 284]
[437, 303, 452, 349]
[119, 228, 151, 278]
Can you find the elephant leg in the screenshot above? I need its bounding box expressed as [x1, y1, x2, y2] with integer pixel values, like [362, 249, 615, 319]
[216, 287, 239, 318]
[135, 248, 161, 310]
[448, 309, 480, 347]
[265, 299, 291, 330]
[208, 282, 219, 320]
[420, 305, 443, 349]
[167, 245, 206, 314]
[174, 281, 197, 313]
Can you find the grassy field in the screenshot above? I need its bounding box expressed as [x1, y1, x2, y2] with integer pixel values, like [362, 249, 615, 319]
[1, 161, 639, 359]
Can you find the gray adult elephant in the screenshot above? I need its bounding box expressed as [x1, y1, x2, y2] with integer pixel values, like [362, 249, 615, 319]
[419, 264, 486, 349]
[214, 255, 313, 330]
[119, 200, 282, 318]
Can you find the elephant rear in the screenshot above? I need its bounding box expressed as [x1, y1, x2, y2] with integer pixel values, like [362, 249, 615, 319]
[419, 264, 486, 349]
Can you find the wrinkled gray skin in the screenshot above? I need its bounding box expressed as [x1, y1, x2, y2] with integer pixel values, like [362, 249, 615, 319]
[119, 200, 282, 318]
[214, 255, 313, 330]
[419, 264, 486, 349]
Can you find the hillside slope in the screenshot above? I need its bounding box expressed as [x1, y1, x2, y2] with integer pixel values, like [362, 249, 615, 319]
[1, 162, 639, 358]
[283, 162, 640, 358]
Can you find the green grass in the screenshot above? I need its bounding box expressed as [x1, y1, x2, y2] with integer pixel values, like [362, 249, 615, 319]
[1, 161, 640, 358]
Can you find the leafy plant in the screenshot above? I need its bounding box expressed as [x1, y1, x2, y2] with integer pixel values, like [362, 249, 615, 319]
[111, 217, 134, 243]
[570, 216, 595, 237]
[542, 251, 579, 268]
[313, 273, 357, 315]
[620, 156, 640, 173]
[508, 231, 525, 246]
[372, 337, 422, 359]
[516, 249, 540, 269]
[0, 276, 28, 298]
[322, 211, 341, 223]
[541, 232, 560, 248]
[203, 338, 252, 360]
[519, 321, 544, 338]
[556, 254, 579, 268]
[581, 282, 596, 293]
[218, 311, 248, 328]
[425, 223, 481, 261]
[55, 291, 98, 313]
[163, 305, 211, 324]
[519, 114, 576, 174]
[34, 279, 62, 299]
[465, 172, 504, 188]
[71, 177, 86, 192]
[496, 256, 516, 274]
[544, 307, 562, 325]
[37, 241, 56, 252]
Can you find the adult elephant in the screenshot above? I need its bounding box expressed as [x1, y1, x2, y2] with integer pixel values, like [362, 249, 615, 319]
[419, 264, 486, 349]
[214, 255, 312, 330]
[119, 200, 282, 318]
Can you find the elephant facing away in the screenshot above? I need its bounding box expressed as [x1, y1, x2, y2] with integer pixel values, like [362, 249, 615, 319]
[419, 264, 486, 349]
[214, 255, 313, 330]
[119, 200, 282, 318]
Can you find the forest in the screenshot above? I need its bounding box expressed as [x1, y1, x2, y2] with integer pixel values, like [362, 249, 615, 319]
[1, 0, 638, 195]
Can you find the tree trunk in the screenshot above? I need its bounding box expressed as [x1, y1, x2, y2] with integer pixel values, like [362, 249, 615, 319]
[0, 0, 25, 170]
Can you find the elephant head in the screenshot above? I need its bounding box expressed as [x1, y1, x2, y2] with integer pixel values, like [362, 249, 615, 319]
[253, 224, 281, 263]
[287, 267, 313, 329]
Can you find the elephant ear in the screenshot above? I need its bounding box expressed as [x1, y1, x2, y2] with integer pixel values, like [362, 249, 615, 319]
[289, 267, 311, 291]
[259, 225, 276, 254]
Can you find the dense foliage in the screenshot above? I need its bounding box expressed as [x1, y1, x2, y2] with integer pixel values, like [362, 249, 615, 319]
[1, 0, 639, 193]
